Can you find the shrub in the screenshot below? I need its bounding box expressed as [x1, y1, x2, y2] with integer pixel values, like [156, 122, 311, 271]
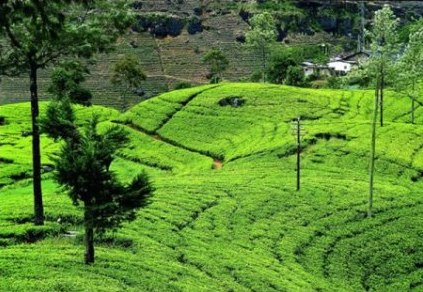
[285, 65, 306, 87]
[326, 76, 343, 89]
[174, 82, 192, 90]
[250, 69, 263, 82]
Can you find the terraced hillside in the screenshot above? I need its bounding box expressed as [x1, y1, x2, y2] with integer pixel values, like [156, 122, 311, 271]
[1, 83, 423, 291]
[3, 0, 423, 109]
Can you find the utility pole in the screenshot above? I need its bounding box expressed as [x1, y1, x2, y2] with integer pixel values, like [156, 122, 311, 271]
[297, 116, 301, 191]
[291, 116, 302, 191]
[369, 78, 380, 218]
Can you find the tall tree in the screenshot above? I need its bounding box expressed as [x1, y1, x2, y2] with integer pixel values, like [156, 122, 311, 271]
[245, 12, 277, 83]
[395, 28, 423, 124]
[42, 66, 152, 264]
[111, 54, 146, 111]
[366, 5, 399, 218]
[202, 48, 229, 84]
[0, 0, 134, 225]
[366, 4, 399, 128]
[51, 117, 152, 264]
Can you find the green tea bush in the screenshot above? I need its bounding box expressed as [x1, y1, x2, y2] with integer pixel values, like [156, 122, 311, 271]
[1, 83, 423, 291]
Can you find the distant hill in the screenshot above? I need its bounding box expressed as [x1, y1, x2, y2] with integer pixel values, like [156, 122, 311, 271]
[1, 0, 422, 109]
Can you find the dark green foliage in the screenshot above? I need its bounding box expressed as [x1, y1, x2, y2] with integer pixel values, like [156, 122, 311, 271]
[52, 116, 153, 263]
[326, 76, 343, 89]
[174, 81, 192, 90]
[250, 69, 263, 82]
[0, 0, 135, 226]
[49, 62, 88, 96]
[218, 96, 246, 107]
[255, 0, 299, 13]
[0, 116, 5, 125]
[111, 54, 146, 91]
[0, 1, 134, 74]
[41, 61, 92, 141]
[40, 98, 77, 141]
[267, 47, 301, 84]
[267, 45, 328, 85]
[187, 16, 203, 34]
[111, 54, 146, 110]
[285, 65, 305, 86]
[397, 18, 423, 43]
[202, 48, 229, 83]
[49, 61, 92, 106]
[245, 12, 277, 83]
[53, 119, 151, 232]
[68, 87, 93, 106]
[132, 13, 184, 37]
[299, 45, 329, 65]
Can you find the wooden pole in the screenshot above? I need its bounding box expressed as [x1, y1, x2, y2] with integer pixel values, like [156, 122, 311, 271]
[297, 116, 301, 192]
[369, 78, 380, 218]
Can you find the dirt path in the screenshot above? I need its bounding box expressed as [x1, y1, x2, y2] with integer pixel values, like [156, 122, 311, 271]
[213, 160, 223, 170]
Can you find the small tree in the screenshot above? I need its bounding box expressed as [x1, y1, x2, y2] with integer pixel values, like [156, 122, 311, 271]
[41, 63, 153, 264]
[267, 47, 300, 84]
[366, 4, 399, 128]
[366, 5, 399, 218]
[202, 48, 229, 84]
[0, 0, 134, 225]
[111, 54, 146, 111]
[285, 66, 305, 87]
[52, 118, 152, 264]
[395, 27, 423, 124]
[245, 12, 277, 83]
[48, 61, 92, 106]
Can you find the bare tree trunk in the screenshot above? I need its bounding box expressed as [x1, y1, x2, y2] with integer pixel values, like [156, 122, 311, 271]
[379, 73, 384, 127]
[411, 97, 416, 124]
[121, 87, 129, 112]
[369, 78, 380, 218]
[29, 61, 44, 226]
[84, 202, 95, 264]
[411, 81, 416, 124]
[262, 46, 266, 83]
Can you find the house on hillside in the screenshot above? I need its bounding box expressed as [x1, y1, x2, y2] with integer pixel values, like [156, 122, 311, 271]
[301, 51, 370, 77]
[327, 59, 357, 76]
[327, 51, 370, 76]
[301, 62, 331, 78]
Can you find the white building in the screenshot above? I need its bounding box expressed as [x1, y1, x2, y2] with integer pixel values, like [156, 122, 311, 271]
[301, 62, 316, 77]
[301, 52, 369, 77]
[327, 60, 358, 75]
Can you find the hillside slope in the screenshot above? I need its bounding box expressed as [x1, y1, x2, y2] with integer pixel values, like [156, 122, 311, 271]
[1, 83, 423, 291]
[2, 1, 423, 109]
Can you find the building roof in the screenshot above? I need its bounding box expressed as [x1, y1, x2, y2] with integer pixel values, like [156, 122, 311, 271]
[341, 51, 370, 61]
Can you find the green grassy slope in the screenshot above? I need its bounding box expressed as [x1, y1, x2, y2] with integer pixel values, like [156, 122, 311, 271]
[1, 83, 423, 291]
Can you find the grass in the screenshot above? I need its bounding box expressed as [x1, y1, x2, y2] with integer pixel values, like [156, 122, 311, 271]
[1, 83, 423, 291]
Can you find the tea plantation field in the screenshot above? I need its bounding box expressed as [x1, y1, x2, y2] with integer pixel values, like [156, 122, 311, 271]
[1, 83, 423, 291]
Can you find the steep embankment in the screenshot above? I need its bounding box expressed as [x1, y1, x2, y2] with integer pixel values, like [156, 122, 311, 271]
[1, 83, 423, 291]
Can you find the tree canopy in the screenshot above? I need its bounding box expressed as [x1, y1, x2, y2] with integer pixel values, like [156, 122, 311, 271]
[245, 12, 277, 82]
[202, 48, 229, 83]
[0, 0, 135, 225]
[53, 117, 153, 264]
[111, 54, 146, 110]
